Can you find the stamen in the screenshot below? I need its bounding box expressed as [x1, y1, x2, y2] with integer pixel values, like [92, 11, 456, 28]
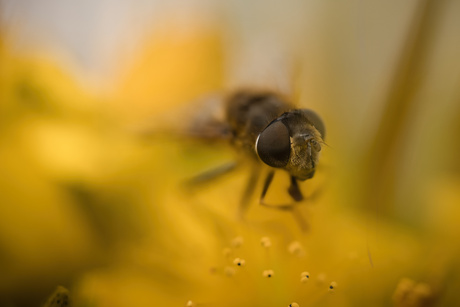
[222, 247, 232, 257]
[300, 271, 310, 283]
[288, 241, 305, 257]
[233, 258, 246, 267]
[260, 236, 272, 248]
[392, 278, 435, 306]
[231, 236, 244, 248]
[263, 269, 274, 278]
[329, 281, 338, 292]
[224, 266, 236, 277]
[44, 286, 70, 307]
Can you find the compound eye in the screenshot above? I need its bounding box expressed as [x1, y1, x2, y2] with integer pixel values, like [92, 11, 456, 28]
[256, 120, 290, 167]
[301, 109, 326, 139]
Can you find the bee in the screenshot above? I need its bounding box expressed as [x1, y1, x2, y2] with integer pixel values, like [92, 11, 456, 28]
[187, 88, 326, 219]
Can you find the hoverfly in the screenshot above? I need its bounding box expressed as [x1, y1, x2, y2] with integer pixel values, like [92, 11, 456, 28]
[186, 88, 326, 221]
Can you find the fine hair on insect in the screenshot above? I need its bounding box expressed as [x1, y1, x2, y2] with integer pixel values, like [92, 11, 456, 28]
[185, 87, 326, 230]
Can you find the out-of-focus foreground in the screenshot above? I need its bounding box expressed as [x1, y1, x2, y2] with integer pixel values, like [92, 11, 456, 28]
[1, 1, 460, 306]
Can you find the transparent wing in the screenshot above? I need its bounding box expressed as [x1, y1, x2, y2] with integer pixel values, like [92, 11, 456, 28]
[131, 92, 231, 142]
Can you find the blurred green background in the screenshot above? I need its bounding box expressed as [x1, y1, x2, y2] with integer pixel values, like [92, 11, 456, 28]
[1, 0, 460, 306]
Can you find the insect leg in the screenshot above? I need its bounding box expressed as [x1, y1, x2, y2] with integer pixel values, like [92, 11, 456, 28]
[259, 171, 296, 210]
[238, 164, 262, 216]
[260, 170, 275, 201]
[184, 161, 239, 187]
[257, 172, 309, 231]
[287, 176, 309, 231]
[288, 176, 304, 201]
[291, 206, 309, 232]
[258, 173, 309, 232]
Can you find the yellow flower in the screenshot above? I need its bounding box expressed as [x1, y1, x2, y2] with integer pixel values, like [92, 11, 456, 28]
[2, 2, 460, 306]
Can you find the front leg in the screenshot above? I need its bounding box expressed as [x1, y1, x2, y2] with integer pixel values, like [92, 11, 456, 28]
[184, 161, 239, 187]
[238, 163, 262, 217]
[260, 170, 275, 202]
[259, 171, 299, 210]
[288, 176, 304, 202]
[259, 172, 309, 232]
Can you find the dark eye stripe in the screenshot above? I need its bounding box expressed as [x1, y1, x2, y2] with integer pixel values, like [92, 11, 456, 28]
[256, 120, 290, 167]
